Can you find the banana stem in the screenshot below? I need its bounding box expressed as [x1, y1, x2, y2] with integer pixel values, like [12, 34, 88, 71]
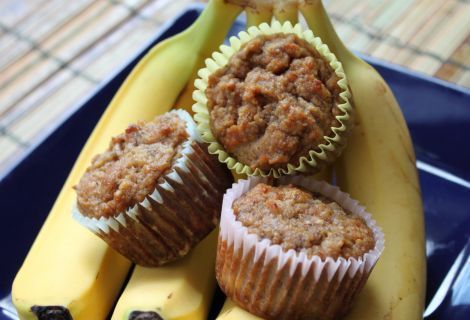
[299, 1, 356, 63]
[246, 6, 272, 27]
[273, 2, 298, 24]
[186, 0, 243, 55]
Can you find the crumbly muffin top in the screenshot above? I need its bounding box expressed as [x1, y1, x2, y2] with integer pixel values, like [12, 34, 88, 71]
[232, 183, 375, 259]
[75, 113, 188, 218]
[206, 33, 342, 171]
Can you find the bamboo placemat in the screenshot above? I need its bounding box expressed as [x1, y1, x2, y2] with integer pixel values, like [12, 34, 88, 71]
[0, 0, 468, 175]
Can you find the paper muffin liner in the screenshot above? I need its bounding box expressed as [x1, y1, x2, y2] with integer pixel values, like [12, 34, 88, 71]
[216, 176, 384, 319]
[192, 20, 352, 178]
[72, 109, 233, 267]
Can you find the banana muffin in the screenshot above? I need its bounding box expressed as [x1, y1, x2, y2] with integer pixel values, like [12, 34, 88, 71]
[76, 113, 188, 218]
[216, 177, 384, 320]
[73, 110, 232, 267]
[233, 183, 375, 259]
[206, 33, 343, 171]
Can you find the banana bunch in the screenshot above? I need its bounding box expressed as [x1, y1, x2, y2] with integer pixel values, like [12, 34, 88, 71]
[12, 0, 425, 319]
[303, 4, 427, 319]
[12, 1, 241, 319]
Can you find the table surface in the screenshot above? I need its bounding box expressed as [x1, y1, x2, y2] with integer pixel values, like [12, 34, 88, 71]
[0, 0, 468, 176]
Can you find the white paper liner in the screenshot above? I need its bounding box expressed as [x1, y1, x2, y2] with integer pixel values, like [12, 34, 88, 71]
[220, 176, 384, 280]
[72, 109, 203, 234]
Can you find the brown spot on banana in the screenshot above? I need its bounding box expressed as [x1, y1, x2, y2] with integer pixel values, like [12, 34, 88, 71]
[129, 311, 164, 320]
[383, 295, 408, 320]
[31, 306, 72, 320]
[301, 0, 322, 5]
[397, 130, 417, 166]
[375, 81, 388, 95]
[388, 108, 416, 166]
[225, 0, 270, 10]
[390, 153, 421, 196]
[226, 0, 298, 26]
[371, 79, 416, 165]
[374, 80, 414, 156]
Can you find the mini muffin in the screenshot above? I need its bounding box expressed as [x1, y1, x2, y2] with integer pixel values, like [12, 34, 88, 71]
[193, 20, 352, 177]
[73, 110, 232, 267]
[216, 177, 384, 320]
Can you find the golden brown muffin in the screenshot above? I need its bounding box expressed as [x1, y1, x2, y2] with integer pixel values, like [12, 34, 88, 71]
[233, 183, 375, 259]
[216, 177, 384, 320]
[73, 110, 232, 267]
[206, 33, 342, 171]
[75, 113, 188, 218]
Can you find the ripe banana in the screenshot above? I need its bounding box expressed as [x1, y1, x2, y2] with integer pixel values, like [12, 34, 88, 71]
[218, 299, 262, 320]
[12, 1, 241, 319]
[111, 231, 218, 320]
[335, 65, 426, 320]
[217, 1, 426, 319]
[300, 2, 426, 319]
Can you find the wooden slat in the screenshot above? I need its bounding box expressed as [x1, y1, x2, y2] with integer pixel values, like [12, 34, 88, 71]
[0, 136, 24, 174]
[0, 0, 48, 26]
[0, 1, 96, 70]
[9, 75, 92, 143]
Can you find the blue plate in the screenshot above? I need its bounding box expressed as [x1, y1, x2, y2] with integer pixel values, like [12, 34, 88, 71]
[0, 5, 469, 320]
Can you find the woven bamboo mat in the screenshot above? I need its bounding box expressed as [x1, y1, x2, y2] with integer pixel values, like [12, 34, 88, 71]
[0, 0, 469, 175]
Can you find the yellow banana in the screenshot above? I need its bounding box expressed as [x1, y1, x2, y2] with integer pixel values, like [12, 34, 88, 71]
[218, 299, 262, 320]
[300, 2, 426, 319]
[273, 0, 299, 23]
[217, 1, 425, 319]
[111, 231, 218, 320]
[12, 1, 241, 319]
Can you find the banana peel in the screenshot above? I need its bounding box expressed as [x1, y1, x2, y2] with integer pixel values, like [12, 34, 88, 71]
[217, 1, 426, 319]
[111, 231, 218, 320]
[301, 2, 426, 319]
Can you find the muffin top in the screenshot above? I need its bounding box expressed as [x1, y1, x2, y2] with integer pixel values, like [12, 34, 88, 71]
[232, 183, 375, 259]
[206, 33, 342, 171]
[75, 113, 189, 219]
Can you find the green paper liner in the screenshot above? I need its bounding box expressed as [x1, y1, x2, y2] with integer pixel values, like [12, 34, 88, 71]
[192, 20, 352, 178]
